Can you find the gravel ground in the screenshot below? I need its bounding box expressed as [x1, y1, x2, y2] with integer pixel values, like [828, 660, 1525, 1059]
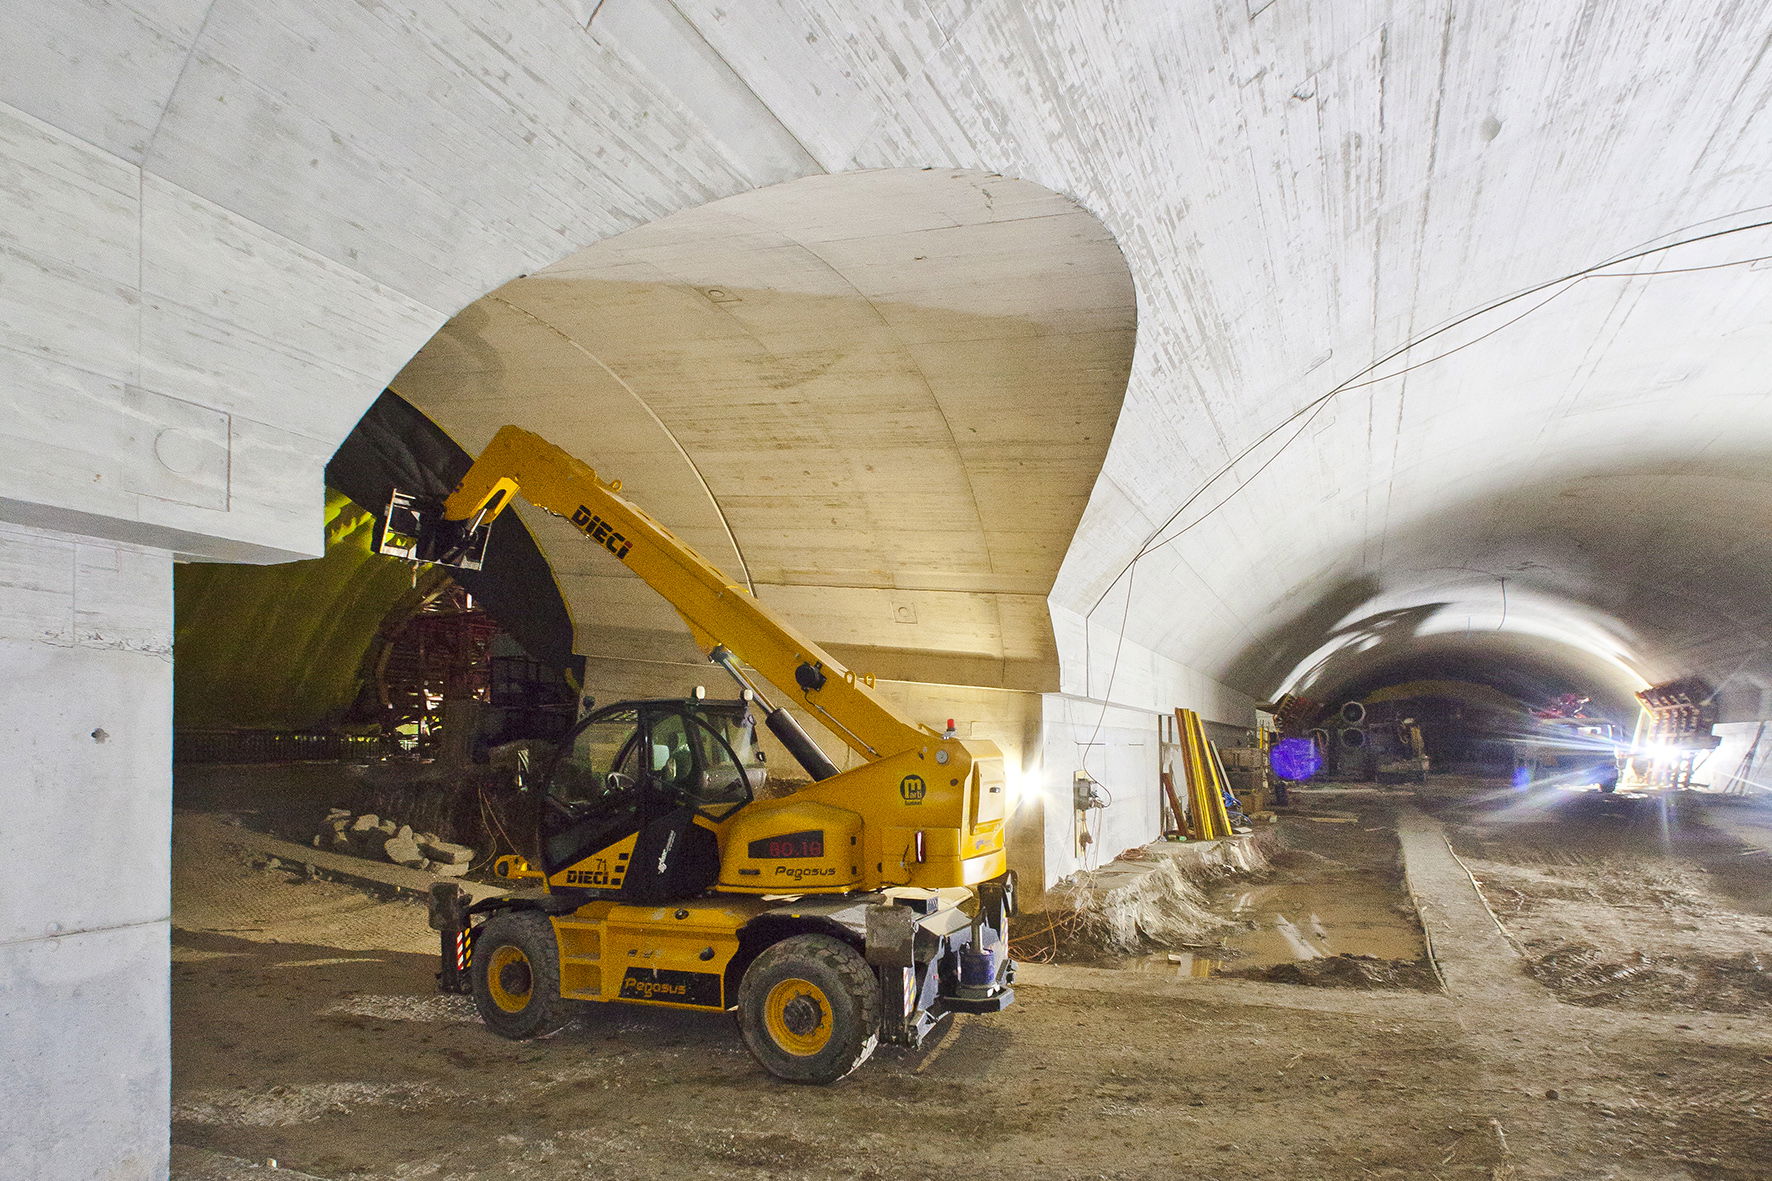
[169, 779, 1772, 1180]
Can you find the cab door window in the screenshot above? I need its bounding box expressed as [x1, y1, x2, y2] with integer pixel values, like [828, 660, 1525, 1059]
[646, 711, 701, 807]
[642, 709, 752, 818]
[550, 708, 643, 811]
[686, 714, 751, 817]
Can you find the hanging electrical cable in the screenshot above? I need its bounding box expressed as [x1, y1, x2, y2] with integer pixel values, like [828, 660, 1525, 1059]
[1073, 213, 1772, 739]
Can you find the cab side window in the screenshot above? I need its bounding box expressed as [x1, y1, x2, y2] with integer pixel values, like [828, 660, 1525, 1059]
[686, 714, 750, 817]
[641, 709, 751, 817]
[648, 712, 700, 804]
[550, 709, 643, 809]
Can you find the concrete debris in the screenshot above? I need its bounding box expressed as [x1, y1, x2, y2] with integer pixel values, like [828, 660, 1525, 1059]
[1045, 836, 1274, 956]
[383, 832, 427, 869]
[419, 838, 473, 866]
[320, 812, 477, 879]
[1067, 857, 1234, 954]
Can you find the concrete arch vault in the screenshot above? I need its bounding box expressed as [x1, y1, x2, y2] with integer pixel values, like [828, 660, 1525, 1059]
[392, 168, 1137, 704]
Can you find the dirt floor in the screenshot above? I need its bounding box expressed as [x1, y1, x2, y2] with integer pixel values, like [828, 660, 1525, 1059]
[1190, 790, 1435, 989]
[1425, 781, 1772, 1014]
[169, 772, 1772, 1180]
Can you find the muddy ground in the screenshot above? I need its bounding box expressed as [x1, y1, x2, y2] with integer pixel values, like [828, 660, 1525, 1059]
[1020, 789, 1437, 990]
[1425, 781, 1772, 1015]
[170, 775, 1772, 1180]
[1204, 791, 1436, 989]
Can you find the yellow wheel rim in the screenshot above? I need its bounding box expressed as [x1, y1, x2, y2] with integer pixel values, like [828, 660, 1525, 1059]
[486, 944, 533, 1014]
[762, 977, 832, 1056]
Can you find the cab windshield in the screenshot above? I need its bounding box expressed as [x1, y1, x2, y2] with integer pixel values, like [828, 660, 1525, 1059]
[547, 701, 756, 821]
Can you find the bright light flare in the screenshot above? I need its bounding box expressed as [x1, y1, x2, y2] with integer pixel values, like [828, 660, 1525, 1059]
[1000, 758, 1041, 817]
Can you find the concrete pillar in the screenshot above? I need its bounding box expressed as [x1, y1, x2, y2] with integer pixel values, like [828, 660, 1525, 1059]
[0, 523, 172, 1179]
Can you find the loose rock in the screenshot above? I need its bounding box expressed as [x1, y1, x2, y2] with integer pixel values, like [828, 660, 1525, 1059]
[419, 839, 473, 867]
[384, 833, 426, 869]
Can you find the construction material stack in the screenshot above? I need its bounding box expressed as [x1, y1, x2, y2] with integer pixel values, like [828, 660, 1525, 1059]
[1174, 708, 1237, 840]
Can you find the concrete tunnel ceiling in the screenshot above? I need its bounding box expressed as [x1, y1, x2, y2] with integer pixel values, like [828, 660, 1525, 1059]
[392, 169, 1136, 692]
[13, 0, 1764, 729]
[1291, 631, 1646, 729]
[1104, 221, 1772, 720]
[1047, 84, 1772, 721]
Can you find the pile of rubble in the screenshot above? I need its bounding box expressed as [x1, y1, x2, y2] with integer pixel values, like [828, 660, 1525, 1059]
[316, 810, 475, 877]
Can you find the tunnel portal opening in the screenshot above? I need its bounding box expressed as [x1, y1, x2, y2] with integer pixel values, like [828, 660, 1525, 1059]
[172, 391, 584, 876]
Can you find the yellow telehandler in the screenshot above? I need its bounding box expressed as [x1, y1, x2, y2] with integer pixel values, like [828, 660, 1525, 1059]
[379, 426, 1016, 1082]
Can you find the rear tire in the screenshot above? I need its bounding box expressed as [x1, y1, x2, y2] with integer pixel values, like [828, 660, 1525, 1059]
[738, 934, 880, 1084]
[471, 910, 574, 1040]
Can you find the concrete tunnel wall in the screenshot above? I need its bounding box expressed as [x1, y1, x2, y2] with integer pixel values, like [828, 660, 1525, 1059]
[8, 2, 1772, 1175]
[388, 165, 1238, 895]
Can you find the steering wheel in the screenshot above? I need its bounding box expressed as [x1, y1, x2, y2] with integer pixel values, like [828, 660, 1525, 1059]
[604, 770, 635, 793]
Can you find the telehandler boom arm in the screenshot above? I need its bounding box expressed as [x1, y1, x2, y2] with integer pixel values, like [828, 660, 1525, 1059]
[408, 425, 932, 764]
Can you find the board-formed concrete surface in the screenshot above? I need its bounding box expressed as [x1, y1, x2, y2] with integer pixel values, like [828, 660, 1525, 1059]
[9, 3, 1772, 1176]
[394, 169, 1136, 699]
[0, 523, 173, 1180]
[11, 1, 1772, 710]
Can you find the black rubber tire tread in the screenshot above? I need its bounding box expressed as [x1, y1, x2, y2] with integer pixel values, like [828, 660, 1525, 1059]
[470, 909, 574, 1040]
[737, 933, 881, 1084]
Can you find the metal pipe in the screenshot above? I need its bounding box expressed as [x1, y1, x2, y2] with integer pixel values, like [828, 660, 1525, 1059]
[711, 645, 839, 780]
[765, 707, 841, 782]
[709, 644, 775, 710]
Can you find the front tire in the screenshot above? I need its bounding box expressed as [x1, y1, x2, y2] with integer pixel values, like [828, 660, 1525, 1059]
[737, 934, 880, 1084]
[471, 910, 574, 1040]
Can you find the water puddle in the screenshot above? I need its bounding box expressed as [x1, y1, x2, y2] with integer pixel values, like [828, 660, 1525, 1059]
[1132, 880, 1425, 980]
[1148, 950, 1226, 976]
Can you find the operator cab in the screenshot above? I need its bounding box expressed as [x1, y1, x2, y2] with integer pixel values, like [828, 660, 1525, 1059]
[539, 698, 764, 901]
